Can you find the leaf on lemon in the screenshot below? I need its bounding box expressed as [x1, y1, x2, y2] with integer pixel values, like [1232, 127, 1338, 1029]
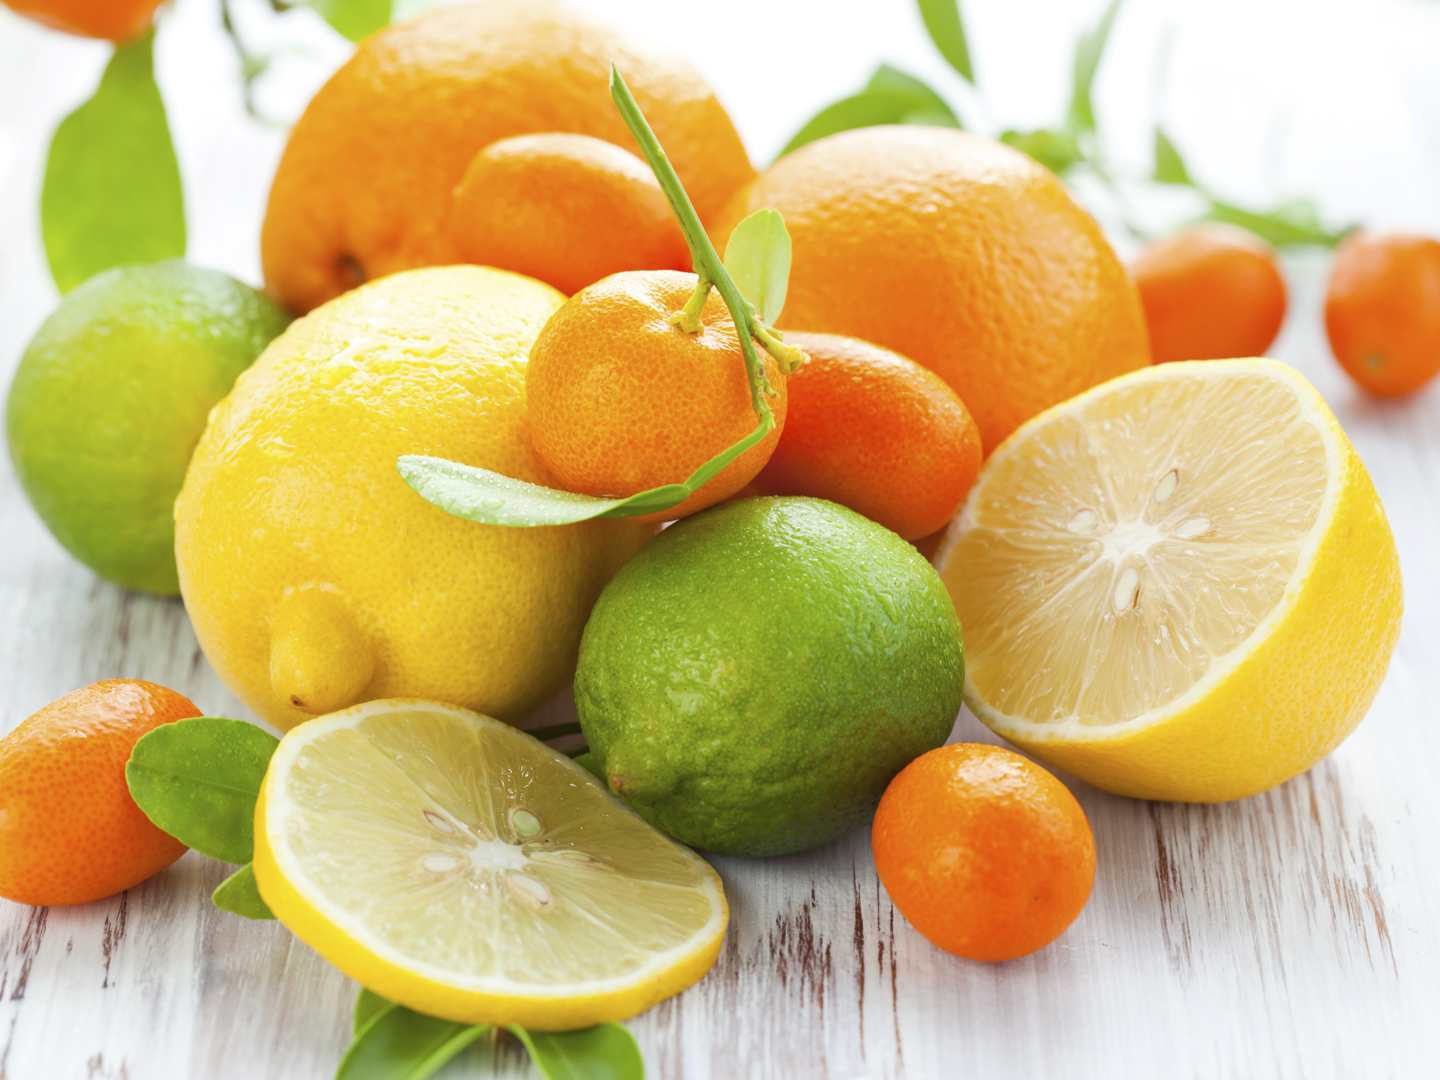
[508, 1024, 645, 1080]
[336, 995, 491, 1080]
[126, 716, 279, 864]
[212, 864, 275, 921]
[1153, 128, 1193, 186]
[354, 988, 392, 1034]
[41, 30, 185, 293]
[865, 64, 962, 126]
[776, 82, 958, 160]
[723, 209, 791, 325]
[916, 0, 974, 82]
[1066, 0, 1123, 135]
[1000, 129, 1083, 176]
[308, 0, 392, 43]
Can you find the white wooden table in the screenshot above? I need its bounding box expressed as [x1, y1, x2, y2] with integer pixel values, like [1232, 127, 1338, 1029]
[4, 2, 1440, 1076]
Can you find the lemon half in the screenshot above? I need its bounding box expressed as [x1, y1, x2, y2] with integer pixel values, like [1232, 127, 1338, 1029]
[253, 700, 728, 1029]
[937, 359, 1402, 802]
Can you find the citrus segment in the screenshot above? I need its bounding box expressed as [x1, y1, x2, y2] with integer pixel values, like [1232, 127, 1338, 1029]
[937, 359, 1402, 802]
[253, 700, 728, 1030]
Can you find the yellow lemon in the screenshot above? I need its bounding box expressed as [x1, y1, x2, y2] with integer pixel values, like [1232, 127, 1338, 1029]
[175, 266, 651, 732]
[936, 358, 1402, 802]
[252, 699, 728, 1029]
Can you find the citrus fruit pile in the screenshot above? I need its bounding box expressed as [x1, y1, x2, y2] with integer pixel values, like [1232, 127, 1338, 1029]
[0, 0, 1412, 1065]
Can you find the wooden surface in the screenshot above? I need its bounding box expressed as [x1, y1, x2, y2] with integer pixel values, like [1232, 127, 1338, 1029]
[4, 2, 1440, 1077]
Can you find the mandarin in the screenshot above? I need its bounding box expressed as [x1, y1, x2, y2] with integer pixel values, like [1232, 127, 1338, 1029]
[871, 743, 1095, 962]
[261, 0, 754, 314]
[1325, 229, 1440, 397]
[749, 332, 981, 539]
[711, 127, 1149, 454]
[1132, 223, 1288, 364]
[0, 680, 197, 907]
[2, 0, 162, 41]
[449, 133, 690, 296]
[526, 270, 787, 522]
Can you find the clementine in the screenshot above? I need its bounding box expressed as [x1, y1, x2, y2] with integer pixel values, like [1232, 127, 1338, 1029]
[711, 126, 1149, 454]
[261, 0, 754, 314]
[0, 680, 196, 906]
[1132, 223, 1288, 364]
[2, 0, 162, 41]
[871, 743, 1095, 962]
[749, 332, 981, 539]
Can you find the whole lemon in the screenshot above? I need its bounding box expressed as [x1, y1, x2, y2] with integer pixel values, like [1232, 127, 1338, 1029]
[174, 266, 651, 732]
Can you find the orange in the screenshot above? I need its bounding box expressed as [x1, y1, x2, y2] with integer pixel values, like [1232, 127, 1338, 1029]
[0, 680, 196, 906]
[1132, 223, 1288, 364]
[1325, 229, 1440, 397]
[711, 127, 1149, 454]
[261, 0, 755, 314]
[871, 743, 1095, 962]
[750, 332, 981, 540]
[526, 270, 787, 522]
[2, 0, 162, 41]
[448, 133, 690, 297]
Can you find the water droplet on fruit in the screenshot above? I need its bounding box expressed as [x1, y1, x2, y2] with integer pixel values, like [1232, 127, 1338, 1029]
[1112, 566, 1139, 613]
[1153, 470, 1178, 504]
[423, 810, 455, 834]
[421, 853, 460, 873]
[1069, 508, 1099, 533]
[1175, 516, 1212, 539]
[510, 809, 542, 837]
[506, 871, 551, 909]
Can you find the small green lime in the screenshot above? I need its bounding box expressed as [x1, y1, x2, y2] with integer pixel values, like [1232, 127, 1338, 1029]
[575, 496, 965, 857]
[6, 260, 290, 594]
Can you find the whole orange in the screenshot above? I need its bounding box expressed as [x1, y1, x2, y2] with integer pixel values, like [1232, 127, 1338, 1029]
[449, 132, 690, 296]
[710, 127, 1149, 454]
[261, 0, 755, 314]
[526, 270, 787, 522]
[1132, 223, 1288, 364]
[871, 743, 1095, 962]
[1325, 229, 1440, 397]
[749, 332, 981, 540]
[2, 0, 162, 41]
[0, 680, 196, 906]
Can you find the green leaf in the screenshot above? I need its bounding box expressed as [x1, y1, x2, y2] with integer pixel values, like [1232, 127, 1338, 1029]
[1153, 127, 1193, 185]
[41, 31, 185, 293]
[1203, 198, 1345, 249]
[999, 128, 1083, 176]
[336, 997, 490, 1080]
[507, 1025, 644, 1080]
[865, 64, 962, 125]
[126, 716, 279, 864]
[308, 0, 392, 42]
[777, 86, 960, 160]
[355, 989, 395, 1035]
[723, 209, 792, 324]
[916, 0, 974, 82]
[211, 864, 275, 920]
[1067, 0, 1123, 134]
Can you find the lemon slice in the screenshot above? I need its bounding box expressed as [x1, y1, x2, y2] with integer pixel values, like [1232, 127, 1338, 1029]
[936, 359, 1402, 802]
[252, 699, 728, 1030]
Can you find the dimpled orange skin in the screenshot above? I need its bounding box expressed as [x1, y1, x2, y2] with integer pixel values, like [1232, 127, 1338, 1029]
[711, 127, 1150, 455]
[527, 270, 787, 523]
[749, 332, 982, 540]
[2, 0, 161, 41]
[261, 0, 755, 314]
[0, 681, 196, 907]
[1132, 223, 1288, 365]
[1325, 230, 1440, 398]
[871, 743, 1096, 963]
[449, 133, 691, 297]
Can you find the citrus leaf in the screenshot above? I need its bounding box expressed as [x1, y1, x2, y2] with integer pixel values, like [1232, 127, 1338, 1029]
[1154, 127, 1193, 185]
[916, 0, 974, 82]
[354, 989, 392, 1035]
[1067, 0, 1123, 134]
[723, 209, 791, 324]
[212, 864, 275, 921]
[125, 716, 279, 864]
[1000, 128, 1083, 175]
[864, 64, 961, 126]
[1203, 199, 1346, 249]
[41, 31, 184, 293]
[777, 87, 958, 159]
[308, 0, 391, 42]
[507, 1024, 645, 1080]
[336, 997, 490, 1080]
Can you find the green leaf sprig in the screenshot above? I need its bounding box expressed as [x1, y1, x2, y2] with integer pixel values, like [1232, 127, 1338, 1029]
[397, 66, 805, 530]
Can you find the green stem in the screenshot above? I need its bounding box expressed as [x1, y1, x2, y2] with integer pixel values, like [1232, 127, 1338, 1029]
[609, 67, 779, 424]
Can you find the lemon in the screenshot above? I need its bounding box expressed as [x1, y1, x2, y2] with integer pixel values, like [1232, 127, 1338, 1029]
[174, 266, 651, 732]
[252, 699, 728, 1030]
[936, 358, 1402, 802]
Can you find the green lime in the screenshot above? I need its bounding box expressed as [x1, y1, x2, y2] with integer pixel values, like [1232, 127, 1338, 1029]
[6, 260, 291, 594]
[575, 496, 965, 857]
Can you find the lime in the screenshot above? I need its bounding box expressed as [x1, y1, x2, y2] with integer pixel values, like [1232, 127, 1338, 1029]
[253, 699, 728, 1030]
[5, 260, 290, 594]
[575, 496, 966, 857]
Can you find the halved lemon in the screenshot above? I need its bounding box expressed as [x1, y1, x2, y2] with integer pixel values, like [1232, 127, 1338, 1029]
[252, 699, 728, 1029]
[936, 359, 1402, 802]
